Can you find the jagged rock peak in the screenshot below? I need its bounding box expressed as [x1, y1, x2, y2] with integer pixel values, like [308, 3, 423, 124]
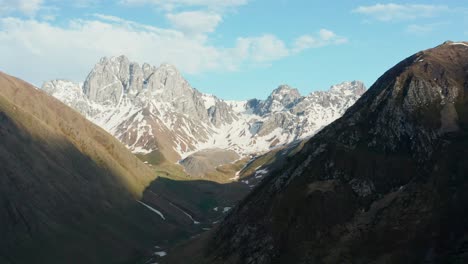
[96, 55, 179, 75]
[42, 79, 82, 91]
[158, 63, 181, 74]
[256, 84, 301, 115]
[82, 55, 192, 107]
[271, 84, 301, 96]
[100, 54, 130, 64]
[329, 80, 366, 95]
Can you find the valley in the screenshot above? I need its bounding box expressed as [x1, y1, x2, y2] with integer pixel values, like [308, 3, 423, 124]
[0, 69, 303, 263]
[5, 42, 467, 263]
[1, 4, 466, 261]
[36, 57, 359, 262]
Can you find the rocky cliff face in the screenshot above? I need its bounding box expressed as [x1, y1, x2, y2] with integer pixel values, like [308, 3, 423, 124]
[43, 56, 365, 162]
[165, 42, 468, 263]
[254, 85, 302, 115]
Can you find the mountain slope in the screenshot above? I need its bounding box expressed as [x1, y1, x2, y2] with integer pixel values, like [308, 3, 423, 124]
[43, 58, 365, 163]
[0, 72, 163, 263]
[165, 41, 468, 263]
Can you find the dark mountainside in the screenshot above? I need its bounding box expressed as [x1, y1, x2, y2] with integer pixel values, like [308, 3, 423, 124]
[0, 72, 166, 263]
[164, 41, 468, 263]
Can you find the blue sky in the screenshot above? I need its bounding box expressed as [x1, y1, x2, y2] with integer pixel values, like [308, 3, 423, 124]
[0, 0, 467, 100]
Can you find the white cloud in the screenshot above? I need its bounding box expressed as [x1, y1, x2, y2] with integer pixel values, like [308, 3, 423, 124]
[319, 29, 336, 40]
[0, 16, 346, 87]
[121, 0, 246, 39]
[0, 0, 44, 16]
[73, 0, 102, 8]
[234, 34, 290, 63]
[0, 16, 221, 86]
[406, 22, 448, 34]
[166, 11, 221, 34]
[406, 24, 433, 34]
[293, 29, 348, 52]
[120, 0, 248, 11]
[353, 3, 449, 22]
[232, 29, 348, 65]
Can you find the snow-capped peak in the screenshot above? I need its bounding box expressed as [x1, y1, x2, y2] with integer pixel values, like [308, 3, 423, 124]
[42, 56, 366, 162]
[159, 63, 179, 72]
[329, 80, 366, 95]
[272, 84, 299, 95]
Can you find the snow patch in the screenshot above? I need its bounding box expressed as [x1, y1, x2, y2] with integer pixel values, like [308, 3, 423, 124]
[255, 169, 269, 179]
[169, 202, 200, 224]
[137, 201, 165, 220]
[202, 94, 217, 109]
[451, 42, 468, 47]
[229, 170, 241, 181]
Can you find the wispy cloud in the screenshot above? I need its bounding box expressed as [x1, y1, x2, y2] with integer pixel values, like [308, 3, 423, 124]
[122, 0, 246, 40]
[73, 0, 102, 8]
[0, 0, 44, 16]
[0, 15, 347, 86]
[234, 34, 290, 63]
[353, 3, 449, 22]
[166, 11, 222, 34]
[229, 29, 347, 67]
[405, 22, 449, 34]
[406, 24, 434, 34]
[119, 0, 248, 11]
[293, 29, 348, 52]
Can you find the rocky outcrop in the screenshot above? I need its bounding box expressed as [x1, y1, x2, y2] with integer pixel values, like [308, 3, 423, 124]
[251, 81, 366, 138]
[255, 85, 301, 115]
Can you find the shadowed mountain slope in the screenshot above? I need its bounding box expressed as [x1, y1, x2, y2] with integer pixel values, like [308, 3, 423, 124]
[164, 41, 468, 263]
[0, 72, 162, 263]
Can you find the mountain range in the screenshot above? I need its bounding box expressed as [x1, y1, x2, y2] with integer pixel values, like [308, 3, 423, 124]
[42, 56, 365, 165]
[2, 41, 467, 264]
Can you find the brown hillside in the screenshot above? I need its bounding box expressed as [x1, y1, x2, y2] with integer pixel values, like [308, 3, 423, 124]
[0, 72, 160, 263]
